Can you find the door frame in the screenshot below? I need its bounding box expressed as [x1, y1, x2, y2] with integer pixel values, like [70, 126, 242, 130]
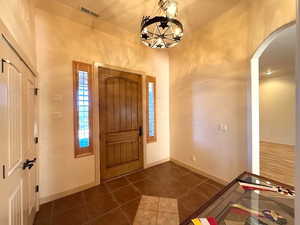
[93, 63, 150, 183]
[25, 70, 39, 225]
[249, 21, 296, 175]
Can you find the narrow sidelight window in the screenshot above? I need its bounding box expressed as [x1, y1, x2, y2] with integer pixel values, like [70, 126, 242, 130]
[146, 76, 157, 143]
[73, 61, 93, 157]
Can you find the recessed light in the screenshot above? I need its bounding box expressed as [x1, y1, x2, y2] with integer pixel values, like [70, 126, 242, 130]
[264, 70, 273, 75]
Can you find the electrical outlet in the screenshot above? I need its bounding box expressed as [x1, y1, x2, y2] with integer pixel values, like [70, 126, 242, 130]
[192, 155, 196, 162]
[218, 123, 228, 132]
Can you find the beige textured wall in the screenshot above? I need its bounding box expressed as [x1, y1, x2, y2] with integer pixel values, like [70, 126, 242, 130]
[248, 0, 296, 54]
[0, 0, 36, 66]
[169, 0, 296, 182]
[260, 74, 296, 145]
[35, 8, 170, 200]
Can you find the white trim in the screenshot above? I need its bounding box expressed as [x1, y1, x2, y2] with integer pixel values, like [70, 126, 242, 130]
[40, 181, 97, 204]
[250, 57, 260, 175]
[249, 22, 296, 174]
[170, 158, 228, 185]
[144, 157, 170, 169]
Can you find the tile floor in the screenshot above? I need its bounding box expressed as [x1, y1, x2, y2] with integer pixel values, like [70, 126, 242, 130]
[34, 162, 224, 225]
[133, 195, 179, 225]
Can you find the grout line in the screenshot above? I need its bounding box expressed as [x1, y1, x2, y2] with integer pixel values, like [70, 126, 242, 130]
[106, 183, 121, 207]
[51, 193, 86, 217]
[125, 176, 143, 195]
[84, 195, 142, 225]
[50, 201, 54, 225]
[109, 183, 131, 193]
[177, 178, 209, 199]
[155, 197, 161, 225]
[119, 208, 132, 225]
[127, 176, 150, 185]
[177, 179, 223, 217]
[105, 179, 137, 224]
[81, 190, 90, 225]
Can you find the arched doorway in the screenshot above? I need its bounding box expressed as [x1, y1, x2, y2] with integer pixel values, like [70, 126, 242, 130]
[250, 21, 296, 176]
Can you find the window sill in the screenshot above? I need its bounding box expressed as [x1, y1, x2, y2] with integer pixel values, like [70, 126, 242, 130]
[147, 138, 157, 144]
[75, 152, 94, 158]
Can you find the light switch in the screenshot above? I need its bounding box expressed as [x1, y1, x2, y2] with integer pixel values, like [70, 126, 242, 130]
[223, 124, 228, 132]
[218, 123, 228, 132]
[52, 112, 63, 119]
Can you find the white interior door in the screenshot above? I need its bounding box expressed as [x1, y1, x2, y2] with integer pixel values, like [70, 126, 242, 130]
[24, 74, 38, 224]
[0, 59, 26, 225]
[0, 41, 38, 225]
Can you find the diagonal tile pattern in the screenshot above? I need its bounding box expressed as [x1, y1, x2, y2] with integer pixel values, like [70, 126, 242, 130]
[132, 196, 180, 225]
[34, 162, 224, 225]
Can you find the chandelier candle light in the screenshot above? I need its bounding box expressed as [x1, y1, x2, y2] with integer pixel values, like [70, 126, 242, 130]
[140, 0, 184, 48]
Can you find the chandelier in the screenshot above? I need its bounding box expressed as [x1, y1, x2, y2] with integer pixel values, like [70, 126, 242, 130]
[140, 0, 184, 49]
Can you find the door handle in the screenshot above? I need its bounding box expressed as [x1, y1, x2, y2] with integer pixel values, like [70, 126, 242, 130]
[23, 158, 36, 170]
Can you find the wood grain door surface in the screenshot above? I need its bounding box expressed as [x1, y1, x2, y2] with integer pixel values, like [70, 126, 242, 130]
[99, 67, 143, 180]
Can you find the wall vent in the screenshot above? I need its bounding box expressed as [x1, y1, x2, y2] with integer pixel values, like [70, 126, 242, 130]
[80, 7, 99, 18]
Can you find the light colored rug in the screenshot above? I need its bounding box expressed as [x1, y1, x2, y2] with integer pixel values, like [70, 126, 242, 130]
[133, 195, 180, 225]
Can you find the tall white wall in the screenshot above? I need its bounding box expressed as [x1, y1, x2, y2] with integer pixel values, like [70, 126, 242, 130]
[259, 74, 296, 145]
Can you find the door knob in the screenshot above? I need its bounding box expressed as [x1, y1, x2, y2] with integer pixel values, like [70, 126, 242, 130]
[23, 158, 36, 170]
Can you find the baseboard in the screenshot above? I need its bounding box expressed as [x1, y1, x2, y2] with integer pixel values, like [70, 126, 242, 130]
[170, 158, 228, 185]
[260, 141, 295, 147]
[144, 157, 170, 169]
[39, 157, 226, 204]
[40, 181, 97, 205]
[39, 158, 170, 205]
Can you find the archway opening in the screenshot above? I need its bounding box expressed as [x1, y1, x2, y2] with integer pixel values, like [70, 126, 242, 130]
[250, 22, 296, 180]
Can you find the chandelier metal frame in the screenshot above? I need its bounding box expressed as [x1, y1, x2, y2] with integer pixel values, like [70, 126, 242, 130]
[140, 0, 184, 49]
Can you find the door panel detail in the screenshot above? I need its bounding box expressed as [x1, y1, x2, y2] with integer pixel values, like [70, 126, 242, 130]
[7, 65, 22, 176]
[9, 180, 23, 225]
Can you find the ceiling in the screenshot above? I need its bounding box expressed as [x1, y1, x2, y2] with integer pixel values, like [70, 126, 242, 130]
[36, 0, 241, 34]
[260, 25, 296, 78]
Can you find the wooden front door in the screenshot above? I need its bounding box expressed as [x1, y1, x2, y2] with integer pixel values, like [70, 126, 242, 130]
[99, 67, 143, 180]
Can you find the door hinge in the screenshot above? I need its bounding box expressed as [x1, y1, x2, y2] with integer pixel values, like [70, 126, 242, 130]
[35, 185, 39, 193]
[34, 88, 39, 96]
[34, 137, 39, 144]
[1, 59, 4, 73]
[2, 165, 5, 179]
